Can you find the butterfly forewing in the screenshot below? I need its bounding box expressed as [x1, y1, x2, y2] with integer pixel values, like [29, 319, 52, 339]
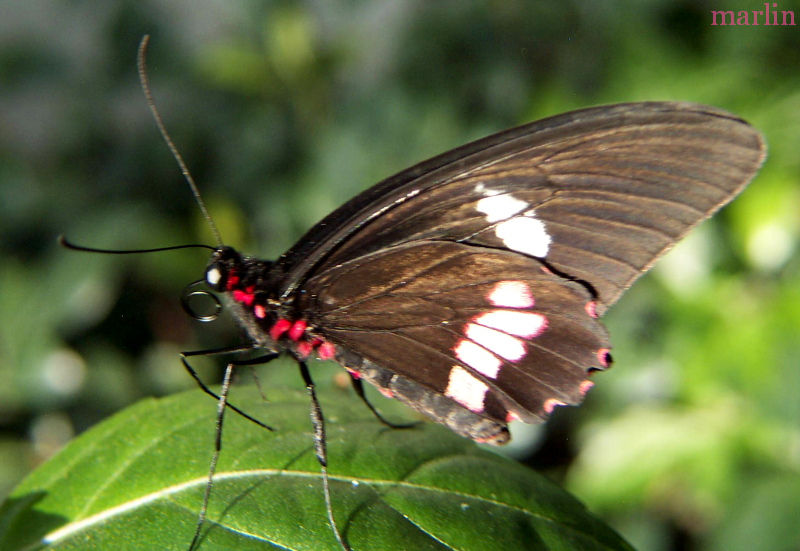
[277, 103, 764, 316]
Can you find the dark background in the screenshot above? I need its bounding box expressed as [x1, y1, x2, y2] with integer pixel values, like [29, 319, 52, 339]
[1, 2, 798, 550]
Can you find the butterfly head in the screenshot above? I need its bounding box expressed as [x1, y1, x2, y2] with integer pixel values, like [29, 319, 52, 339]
[204, 246, 278, 315]
[204, 247, 244, 291]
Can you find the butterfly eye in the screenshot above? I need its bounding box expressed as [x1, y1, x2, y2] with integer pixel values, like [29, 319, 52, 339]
[205, 264, 226, 290]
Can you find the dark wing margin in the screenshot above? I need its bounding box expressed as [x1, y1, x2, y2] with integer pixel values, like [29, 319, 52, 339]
[276, 102, 765, 313]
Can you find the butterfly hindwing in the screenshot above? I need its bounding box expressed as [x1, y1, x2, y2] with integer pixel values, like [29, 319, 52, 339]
[299, 240, 608, 430]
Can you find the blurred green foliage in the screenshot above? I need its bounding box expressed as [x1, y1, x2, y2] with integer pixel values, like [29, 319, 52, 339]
[0, 1, 797, 550]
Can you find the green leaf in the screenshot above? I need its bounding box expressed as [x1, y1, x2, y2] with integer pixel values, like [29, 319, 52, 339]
[0, 387, 632, 551]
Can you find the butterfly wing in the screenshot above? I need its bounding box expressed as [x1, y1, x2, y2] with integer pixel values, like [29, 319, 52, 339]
[278, 102, 764, 315]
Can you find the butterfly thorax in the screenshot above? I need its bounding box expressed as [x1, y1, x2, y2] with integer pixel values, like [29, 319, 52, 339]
[205, 246, 337, 360]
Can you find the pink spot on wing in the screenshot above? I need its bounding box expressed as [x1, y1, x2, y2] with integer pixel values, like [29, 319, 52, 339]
[444, 365, 487, 413]
[254, 304, 267, 319]
[318, 341, 336, 360]
[454, 339, 502, 378]
[288, 320, 307, 341]
[506, 411, 521, 423]
[488, 281, 534, 308]
[474, 310, 547, 338]
[225, 273, 240, 290]
[378, 387, 394, 399]
[269, 318, 291, 341]
[585, 300, 599, 318]
[597, 348, 611, 368]
[543, 398, 566, 414]
[465, 323, 526, 362]
[579, 380, 594, 395]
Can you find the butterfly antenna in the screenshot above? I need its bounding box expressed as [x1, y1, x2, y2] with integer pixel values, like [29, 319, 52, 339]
[137, 35, 223, 248]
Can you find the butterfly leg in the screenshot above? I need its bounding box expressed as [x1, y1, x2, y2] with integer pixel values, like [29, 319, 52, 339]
[187, 350, 280, 550]
[297, 359, 352, 551]
[181, 345, 278, 430]
[187, 358, 235, 550]
[349, 374, 419, 429]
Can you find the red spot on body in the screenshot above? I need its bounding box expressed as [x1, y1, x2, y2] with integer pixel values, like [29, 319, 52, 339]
[254, 304, 266, 319]
[505, 411, 521, 422]
[288, 320, 307, 341]
[225, 274, 240, 290]
[269, 318, 291, 341]
[318, 341, 336, 360]
[585, 300, 598, 318]
[233, 285, 256, 306]
[597, 348, 611, 368]
[378, 387, 394, 399]
[540, 265, 552, 275]
[579, 380, 594, 395]
[296, 341, 313, 358]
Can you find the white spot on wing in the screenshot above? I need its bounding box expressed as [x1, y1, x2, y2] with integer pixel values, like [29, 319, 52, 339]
[465, 323, 526, 361]
[445, 365, 488, 413]
[454, 339, 501, 378]
[476, 194, 528, 223]
[488, 281, 534, 308]
[495, 213, 551, 257]
[475, 310, 547, 338]
[473, 182, 500, 196]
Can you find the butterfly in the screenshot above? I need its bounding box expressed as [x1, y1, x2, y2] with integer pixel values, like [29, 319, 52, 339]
[189, 101, 764, 548]
[64, 38, 765, 550]
[205, 100, 764, 440]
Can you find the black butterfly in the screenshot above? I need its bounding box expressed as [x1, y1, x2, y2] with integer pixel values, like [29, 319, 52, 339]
[206, 101, 763, 439]
[187, 101, 763, 547]
[66, 83, 765, 548]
